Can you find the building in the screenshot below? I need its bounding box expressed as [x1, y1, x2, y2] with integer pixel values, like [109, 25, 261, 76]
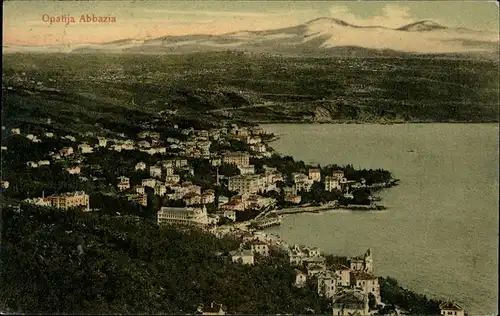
[349, 249, 373, 274]
[11, 128, 20, 135]
[38, 160, 50, 166]
[184, 192, 202, 206]
[228, 174, 264, 194]
[220, 199, 245, 212]
[351, 271, 381, 304]
[238, 165, 255, 175]
[333, 265, 351, 287]
[294, 269, 308, 288]
[315, 271, 337, 298]
[202, 190, 216, 204]
[117, 176, 130, 191]
[439, 301, 465, 316]
[285, 194, 302, 204]
[332, 291, 370, 316]
[97, 137, 108, 147]
[230, 250, 254, 265]
[197, 302, 226, 315]
[135, 186, 146, 194]
[308, 247, 321, 257]
[222, 210, 236, 221]
[325, 176, 341, 192]
[45, 132, 54, 138]
[157, 206, 209, 226]
[39, 191, 90, 211]
[154, 184, 167, 196]
[293, 173, 314, 192]
[59, 147, 74, 157]
[222, 152, 250, 167]
[165, 166, 175, 176]
[135, 162, 147, 171]
[250, 240, 269, 256]
[309, 168, 322, 182]
[165, 174, 180, 184]
[0, 180, 10, 189]
[78, 143, 94, 154]
[149, 166, 162, 178]
[26, 161, 38, 168]
[142, 178, 157, 188]
[127, 194, 147, 207]
[66, 166, 81, 174]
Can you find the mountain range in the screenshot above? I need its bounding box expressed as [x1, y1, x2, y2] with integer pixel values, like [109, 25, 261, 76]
[3, 18, 499, 56]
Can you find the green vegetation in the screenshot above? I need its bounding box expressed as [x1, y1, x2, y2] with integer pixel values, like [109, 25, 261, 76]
[2, 53, 498, 129]
[0, 204, 330, 314]
[379, 277, 442, 315]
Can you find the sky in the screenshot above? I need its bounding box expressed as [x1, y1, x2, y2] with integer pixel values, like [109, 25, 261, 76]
[3, 0, 499, 46]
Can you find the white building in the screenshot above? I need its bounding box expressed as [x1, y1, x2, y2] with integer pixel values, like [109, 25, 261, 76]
[150, 166, 162, 178]
[165, 174, 181, 184]
[315, 271, 337, 298]
[228, 174, 265, 194]
[78, 143, 94, 154]
[308, 168, 321, 182]
[294, 269, 308, 288]
[38, 160, 51, 166]
[250, 241, 270, 256]
[67, 166, 81, 174]
[135, 162, 147, 171]
[325, 176, 341, 192]
[230, 250, 254, 265]
[142, 178, 157, 188]
[97, 137, 108, 147]
[117, 176, 130, 191]
[11, 128, 21, 135]
[440, 302, 465, 316]
[332, 291, 369, 316]
[351, 272, 381, 304]
[45, 132, 54, 138]
[26, 161, 39, 168]
[157, 206, 209, 226]
[238, 165, 255, 175]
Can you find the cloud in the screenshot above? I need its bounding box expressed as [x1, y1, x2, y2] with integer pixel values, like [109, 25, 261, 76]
[329, 4, 415, 28]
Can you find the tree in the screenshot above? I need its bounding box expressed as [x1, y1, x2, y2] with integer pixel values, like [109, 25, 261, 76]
[218, 163, 240, 177]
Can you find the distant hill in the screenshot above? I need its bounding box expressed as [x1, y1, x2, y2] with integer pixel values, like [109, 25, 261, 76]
[3, 18, 498, 56]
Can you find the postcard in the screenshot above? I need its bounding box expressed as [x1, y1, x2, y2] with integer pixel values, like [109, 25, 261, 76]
[1, 1, 498, 315]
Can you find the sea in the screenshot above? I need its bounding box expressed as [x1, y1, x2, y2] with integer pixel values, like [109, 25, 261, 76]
[262, 123, 499, 315]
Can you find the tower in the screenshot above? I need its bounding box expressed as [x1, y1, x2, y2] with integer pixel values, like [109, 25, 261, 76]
[364, 248, 373, 274]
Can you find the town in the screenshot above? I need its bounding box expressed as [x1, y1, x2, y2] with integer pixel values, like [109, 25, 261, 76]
[1, 118, 464, 316]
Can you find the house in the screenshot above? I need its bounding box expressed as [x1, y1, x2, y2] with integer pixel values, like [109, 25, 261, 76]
[142, 178, 157, 188]
[293, 173, 314, 192]
[117, 176, 130, 191]
[127, 194, 147, 207]
[154, 184, 167, 196]
[45, 132, 54, 138]
[315, 271, 337, 298]
[333, 264, 351, 287]
[250, 240, 269, 256]
[1, 146, 7, 151]
[135, 162, 147, 171]
[202, 190, 216, 204]
[38, 160, 51, 166]
[294, 269, 308, 288]
[439, 301, 465, 316]
[222, 210, 236, 221]
[306, 264, 326, 277]
[137, 140, 151, 148]
[350, 271, 381, 304]
[349, 249, 373, 274]
[26, 134, 36, 141]
[135, 186, 146, 194]
[308, 247, 321, 257]
[308, 168, 322, 182]
[238, 165, 255, 175]
[149, 166, 162, 178]
[325, 176, 341, 192]
[26, 161, 39, 168]
[220, 199, 245, 212]
[78, 143, 94, 154]
[197, 302, 226, 315]
[0, 180, 10, 189]
[59, 147, 74, 157]
[230, 249, 254, 265]
[184, 192, 202, 206]
[63, 135, 76, 142]
[11, 128, 20, 135]
[165, 174, 180, 184]
[164, 166, 175, 176]
[67, 166, 81, 174]
[332, 291, 370, 316]
[97, 137, 108, 147]
[286, 194, 302, 204]
[218, 195, 229, 205]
